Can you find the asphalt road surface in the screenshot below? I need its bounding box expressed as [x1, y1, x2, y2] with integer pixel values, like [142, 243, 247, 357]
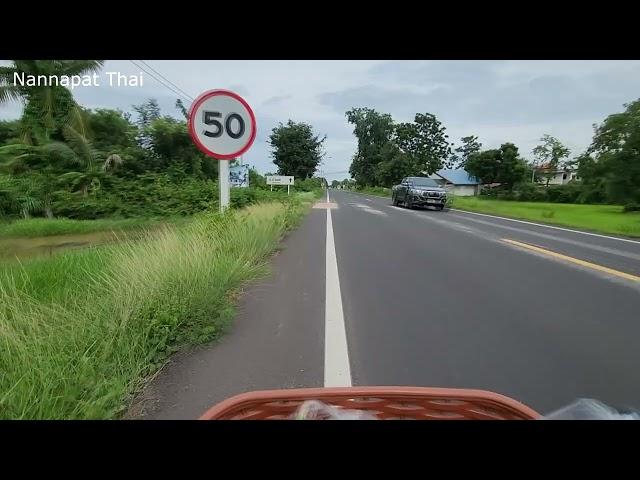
[135, 189, 640, 419]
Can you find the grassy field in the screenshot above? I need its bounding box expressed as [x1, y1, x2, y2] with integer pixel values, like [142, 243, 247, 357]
[0, 195, 316, 419]
[0, 217, 176, 238]
[452, 197, 640, 237]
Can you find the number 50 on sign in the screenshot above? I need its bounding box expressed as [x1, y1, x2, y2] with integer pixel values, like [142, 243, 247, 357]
[188, 89, 257, 160]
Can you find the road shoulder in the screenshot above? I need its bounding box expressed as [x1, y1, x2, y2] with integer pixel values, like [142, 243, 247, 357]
[127, 208, 327, 420]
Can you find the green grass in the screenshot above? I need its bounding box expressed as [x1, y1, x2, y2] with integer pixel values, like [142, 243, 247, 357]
[0, 199, 312, 419]
[0, 217, 178, 238]
[452, 197, 640, 237]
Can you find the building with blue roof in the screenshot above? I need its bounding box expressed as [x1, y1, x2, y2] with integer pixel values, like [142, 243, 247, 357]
[427, 169, 481, 196]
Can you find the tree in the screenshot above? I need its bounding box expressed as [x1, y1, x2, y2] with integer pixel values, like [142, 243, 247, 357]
[452, 135, 482, 169]
[373, 143, 416, 187]
[133, 99, 162, 149]
[249, 167, 266, 188]
[51, 127, 113, 197]
[605, 131, 640, 205]
[340, 178, 355, 189]
[268, 120, 326, 179]
[0, 175, 19, 216]
[346, 108, 395, 186]
[0, 60, 104, 144]
[532, 134, 571, 187]
[574, 152, 608, 203]
[466, 143, 527, 188]
[133, 99, 161, 128]
[590, 99, 640, 155]
[499, 143, 528, 187]
[0, 140, 70, 217]
[0, 175, 47, 219]
[399, 113, 452, 174]
[0, 120, 20, 145]
[144, 117, 215, 178]
[331, 180, 340, 188]
[87, 109, 136, 152]
[175, 99, 189, 120]
[346, 109, 452, 186]
[0, 143, 66, 218]
[587, 99, 640, 206]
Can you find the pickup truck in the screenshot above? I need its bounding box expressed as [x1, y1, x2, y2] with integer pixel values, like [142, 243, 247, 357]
[391, 176, 447, 210]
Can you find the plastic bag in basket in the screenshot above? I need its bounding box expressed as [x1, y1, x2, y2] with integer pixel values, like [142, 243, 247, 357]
[291, 400, 378, 420]
[541, 399, 640, 420]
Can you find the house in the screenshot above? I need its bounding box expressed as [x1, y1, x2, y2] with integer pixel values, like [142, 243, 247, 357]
[535, 165, 579, 185]
[428, 169, 481, 196]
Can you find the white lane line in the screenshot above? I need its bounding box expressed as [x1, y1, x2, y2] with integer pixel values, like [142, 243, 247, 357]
[348, 202, 388, 216]
[448, 211, 640, 262]
[451, 209, 640, 245]
[324, 195, 352, 387]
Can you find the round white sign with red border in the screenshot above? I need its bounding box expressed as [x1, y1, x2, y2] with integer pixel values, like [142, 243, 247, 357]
[188, 89, 256, 160]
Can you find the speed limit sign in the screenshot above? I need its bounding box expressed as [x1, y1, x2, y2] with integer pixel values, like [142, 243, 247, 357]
[188, 89, 257, 211]
[188, 89, 257, 159]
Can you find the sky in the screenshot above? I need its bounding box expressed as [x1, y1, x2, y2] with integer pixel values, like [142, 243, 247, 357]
[2, 60, 639, 181]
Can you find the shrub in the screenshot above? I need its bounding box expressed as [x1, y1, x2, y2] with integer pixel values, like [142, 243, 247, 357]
[578, 183, 607, 204]
[230, 188, 258, 209]
[512, 183, 548, 202]
[294, 177, 325, 192]
[546, 184, 582, 204]
[48, 174, 220, 219]
[623, 203, 640, 212]
[481, 183, 608, 205]
[496, 191, 516, 200]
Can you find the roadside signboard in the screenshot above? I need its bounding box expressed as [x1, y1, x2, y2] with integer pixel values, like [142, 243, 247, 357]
[266, 176, 294, 185]
[266, 175, 294, 195]
[230, 164, 250, 188]
[188, 89, 256, 210]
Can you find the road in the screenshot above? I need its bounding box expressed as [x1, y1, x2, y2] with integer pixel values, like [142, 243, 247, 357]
[134, 189, 640, 419]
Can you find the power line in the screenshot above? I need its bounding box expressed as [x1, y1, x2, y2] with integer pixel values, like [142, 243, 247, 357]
[138, 60, 195, 102]
[128, 60, 193, 104]
[129, 60, 193, 103]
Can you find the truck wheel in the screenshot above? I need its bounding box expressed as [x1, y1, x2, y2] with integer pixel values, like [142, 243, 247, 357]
[436, 205, 444, 211]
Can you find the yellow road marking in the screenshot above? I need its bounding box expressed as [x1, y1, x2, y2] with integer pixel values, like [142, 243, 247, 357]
[501, 238, 640, 282]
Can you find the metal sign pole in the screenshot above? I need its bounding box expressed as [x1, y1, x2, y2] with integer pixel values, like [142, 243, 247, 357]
[219, 160, 230, 212]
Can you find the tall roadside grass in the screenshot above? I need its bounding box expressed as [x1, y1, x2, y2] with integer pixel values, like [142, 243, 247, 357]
[0, 200, 309, 419]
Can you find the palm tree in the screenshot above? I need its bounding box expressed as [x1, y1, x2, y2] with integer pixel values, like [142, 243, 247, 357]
[0, 174, 47, 219]
[0, 145, 65, 218]
[0, 60, 104, 144]
[52, 126, 123, 197]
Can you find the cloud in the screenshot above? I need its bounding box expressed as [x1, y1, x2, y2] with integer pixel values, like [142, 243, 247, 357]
[261, 94, 292, 107]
